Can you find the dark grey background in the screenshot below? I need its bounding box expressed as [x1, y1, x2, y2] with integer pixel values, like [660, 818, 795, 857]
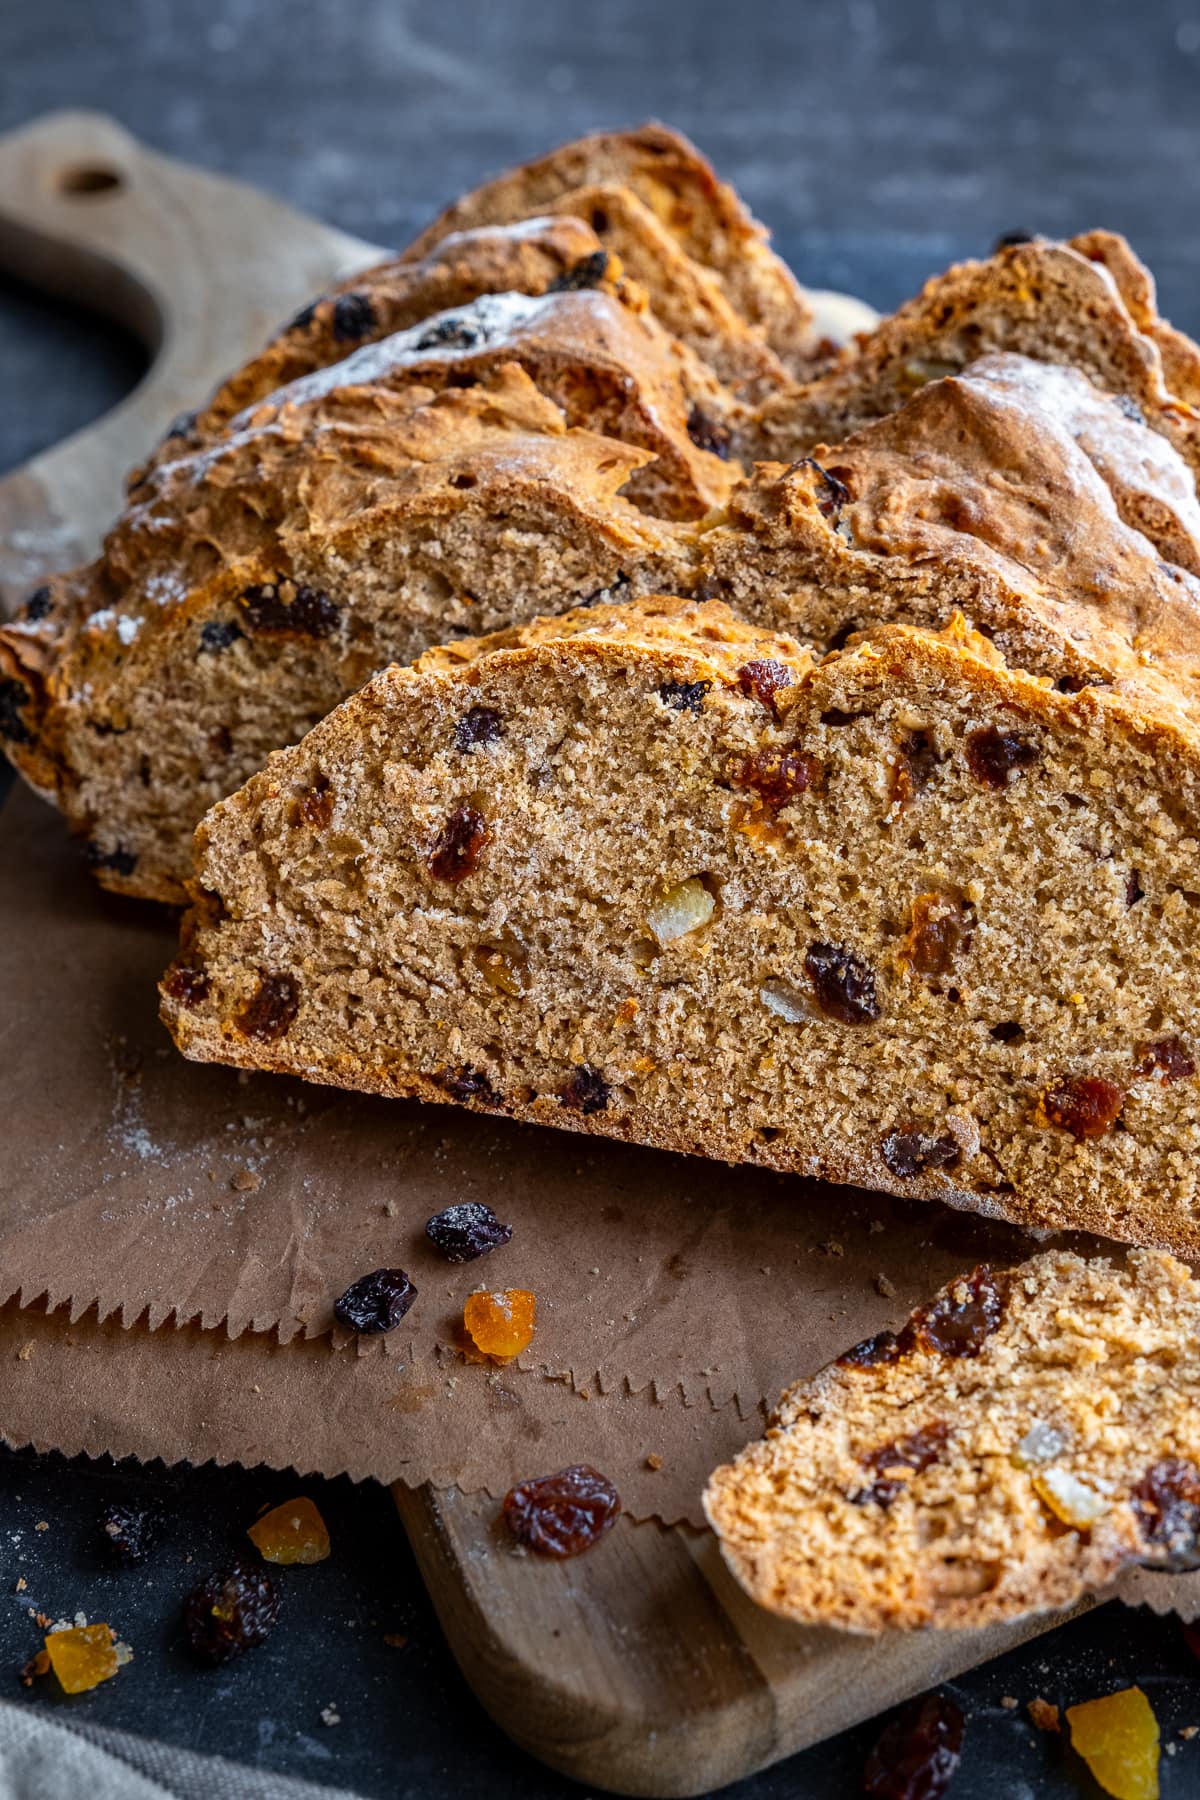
[3, 0, 1200, 1793]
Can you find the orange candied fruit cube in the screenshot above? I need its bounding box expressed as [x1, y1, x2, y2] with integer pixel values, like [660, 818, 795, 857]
[463, 1288, 536, 1359]
[44, 1623, 119, 1694]
[247, 1496, 331, 1566]
[1066, 1686, 1160, 1800]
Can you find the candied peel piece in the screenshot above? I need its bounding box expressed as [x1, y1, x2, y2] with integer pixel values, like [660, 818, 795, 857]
[1032, 1467, 1111, 1529]
[44, 1622, 120, 1694]
[463, 1288, 535, 1359]
[1067, 1686, 1160, 1800]
[248, 1497, 331, 1566]
[645, 877, 715, 946]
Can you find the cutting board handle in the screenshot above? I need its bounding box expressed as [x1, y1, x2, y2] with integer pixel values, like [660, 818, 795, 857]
[0, 109, 380, 608]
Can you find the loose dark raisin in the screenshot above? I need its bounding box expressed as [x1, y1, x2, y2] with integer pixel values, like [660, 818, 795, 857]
[804, 942, 880, 1025]
[235, 973, 299, 1041]
[1115, 392, 1147, 426]
[0, 678, 33, 745]
[881, 1128, 961, 1180]
[1125, 869, 1145, 907]
[658, 679, 711, 714]
[838, 1330, 906, 1370]
[864, 1692, 964, 1800]
[425, 1201, 513, 1262]
[853, 1421, 950, 1508]
[891, 730, 940, 805]
[454, 706, 503, 752]
[914, 1264, 1008, 1357]
[333, 1267, 417, 1335]
[239, 582, 341, 638]
[1132, 1459, 1200, 1568]
[163, 963, 210, 1006]
[429, 806, 489, 883]
[416, 315, 484, 351]
[84, 842, 138, 876]
[793, 456, 851, 520]
[503, 1465, 621, 1557]
[736, 658, 794, 716]
[685, 404, 731, 459]
[966, 726, 1040, 788]
[548, 249, 612, 291]
[182, 1563, 281, 1665]
[331, 291, 377, 341]
[990, 1020, 1023, 1043]
[99, 1500, 162, 1566]
[560, 1065, 610, 1114]
[434, 1064, 502, 1106]
[200, 619, 244, 653]
[23, 585, 53, 621]
[1137, 1036, 1195, 1082]
[733, 745, 820, 809]
[1039, 1075, 1124, 1139]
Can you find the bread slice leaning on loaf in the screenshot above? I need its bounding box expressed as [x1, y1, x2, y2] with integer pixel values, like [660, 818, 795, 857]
[163, 595, 1200, 1252]
[704, 1249, 1200, 1632]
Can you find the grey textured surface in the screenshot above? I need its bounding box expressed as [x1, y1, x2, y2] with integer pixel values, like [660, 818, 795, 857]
[3, 1, 1200, 1794]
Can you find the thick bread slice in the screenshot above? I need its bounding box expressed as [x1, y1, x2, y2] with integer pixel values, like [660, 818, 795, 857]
[748, 234, 1200, 483]
[399, 123, 815, 371]
[704, 1249, 1200, 1632]
[164, 597, 1200, 1253]
[0, 370, 691, 899]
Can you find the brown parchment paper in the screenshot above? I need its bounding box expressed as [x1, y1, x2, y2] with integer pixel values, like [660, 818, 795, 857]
[3, 778, 1200, 1615]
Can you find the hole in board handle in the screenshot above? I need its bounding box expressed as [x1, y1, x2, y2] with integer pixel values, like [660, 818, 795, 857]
[57, 165, 124, 196]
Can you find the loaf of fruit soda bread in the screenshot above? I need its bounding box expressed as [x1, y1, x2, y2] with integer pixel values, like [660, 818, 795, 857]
[704, 1249, 1200, 1631]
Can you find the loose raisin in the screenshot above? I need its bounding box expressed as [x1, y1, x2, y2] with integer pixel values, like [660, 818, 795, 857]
[685, 404, 731, 459]
[163, 963, 210, 1006]
[805, 942, 880, 1025]
[966, 726, 1040, 788]
[560, 1065, 610, 1114]
[84, 842, 138, 875]
[733, 745, 820, 809]
[98, 1499, 162, 1565]
[891, 730, 941, 805]
[853, 1421, 950, 1508]
[0, 678, 33, 745]
[23, 586, 53, 621]
[658, 679, 711, 714]
[333, 1267, 417, 1335]
[914, 1264, 1008, 1357]
[199, 620, 243, 653]
[1136, 1036, 1195, 1082]
[548, 250, 612, 291]
[838, 1330, 906, 1370]
[793, 456, 851, 520]
[331, 291, 376, 341]
[416, 315, 484, 351]
[435, 1064, 502, 1106]
[238, 582, 341, 638]
[1039, 1075, 1124, 1139]
[454, 706, 503, 752]
[881, 1127, 962, 1180]
[1132, 1459, 1200, 1568]
[235, 973, 299, 1041]
[503, 1465, 621, 1557]
[182, 1563, 281, 1665]
[425, 1201, 513, 1262]
[429, 806, 489, 883]
[736, 657, 794, 716]
[864, 1693, 964, 1800]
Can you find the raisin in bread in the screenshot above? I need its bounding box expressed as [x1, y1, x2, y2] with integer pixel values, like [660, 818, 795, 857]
[163, 595, 1200, 1254]
[0, 368, 692, 898]
[748, 234, 1200, 483]
[704, 1249, 1200, 1632]
[400, 123, 816, 372]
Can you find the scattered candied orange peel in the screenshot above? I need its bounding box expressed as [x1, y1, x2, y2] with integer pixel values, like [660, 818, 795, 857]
[1067, 1685, 1160, 1800]
[44, 1623, 120, 1695]
[463, 1288, 536, 1360]
[248, 1496, 331, 1566]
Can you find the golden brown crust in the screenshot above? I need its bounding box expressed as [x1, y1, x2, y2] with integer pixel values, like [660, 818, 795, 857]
[399, 123, 815, 370]
[705, 1249, 1200, 1632]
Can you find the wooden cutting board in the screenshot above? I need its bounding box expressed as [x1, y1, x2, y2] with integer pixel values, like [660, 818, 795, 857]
[0, 108, 1094, 1797]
